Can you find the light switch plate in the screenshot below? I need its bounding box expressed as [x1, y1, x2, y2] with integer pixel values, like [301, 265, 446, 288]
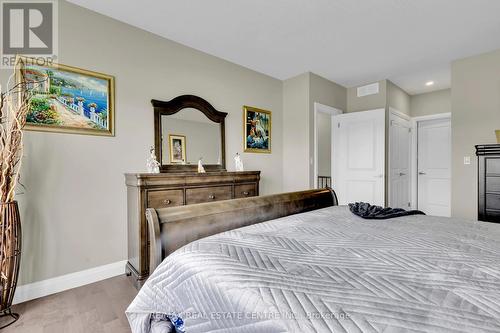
[464, 156, 471, 165]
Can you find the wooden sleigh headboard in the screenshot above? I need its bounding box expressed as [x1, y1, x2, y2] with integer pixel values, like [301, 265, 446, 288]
[146, 188, 338, 273]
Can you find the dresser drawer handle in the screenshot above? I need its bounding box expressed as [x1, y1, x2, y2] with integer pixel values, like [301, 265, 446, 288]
[163, 199, 171, 205]
[243, 191, 250, 196]
[208, 195, 216, 200]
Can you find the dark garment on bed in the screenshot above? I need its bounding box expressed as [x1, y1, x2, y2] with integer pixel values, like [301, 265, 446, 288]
[349, 202, 425, 220]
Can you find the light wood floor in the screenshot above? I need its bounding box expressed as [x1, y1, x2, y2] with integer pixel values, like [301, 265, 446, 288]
[2, 275, 137, 333]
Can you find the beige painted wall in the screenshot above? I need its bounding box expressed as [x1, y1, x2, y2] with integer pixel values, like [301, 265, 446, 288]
[410, 89, 451, 117]
[347, 80, 387, 113]
[347, 79, 409, 115]
[309, 73, 347, 111]
[282, 73, 310, 192]
[0, 1, 284, 285]
[283, 72, 347, 191]
[451, 49, 500, 220]
[387, 80, 410, 115]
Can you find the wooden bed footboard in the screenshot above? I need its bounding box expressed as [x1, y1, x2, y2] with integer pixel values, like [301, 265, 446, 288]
[146, 188, 338, 274]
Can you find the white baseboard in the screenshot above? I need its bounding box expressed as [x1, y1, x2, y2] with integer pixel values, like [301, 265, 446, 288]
[13, 260, 127, 305]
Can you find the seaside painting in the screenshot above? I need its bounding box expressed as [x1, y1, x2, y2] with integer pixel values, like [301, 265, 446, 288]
[17, 57, 115, 136]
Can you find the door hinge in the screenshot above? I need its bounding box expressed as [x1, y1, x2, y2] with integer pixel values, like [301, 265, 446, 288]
[337, 122, 340, 128]
[408, 128, 412, 133]
[408, 202, 411, 207]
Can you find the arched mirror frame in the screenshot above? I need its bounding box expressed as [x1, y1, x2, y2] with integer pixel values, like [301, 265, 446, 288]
[152, 95, 228, 172]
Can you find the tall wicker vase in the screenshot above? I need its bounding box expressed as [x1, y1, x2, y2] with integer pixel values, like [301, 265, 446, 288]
[0, 202, 21, 328]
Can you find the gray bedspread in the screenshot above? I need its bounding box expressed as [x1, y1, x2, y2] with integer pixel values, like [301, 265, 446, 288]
[126, 206, 500, 332]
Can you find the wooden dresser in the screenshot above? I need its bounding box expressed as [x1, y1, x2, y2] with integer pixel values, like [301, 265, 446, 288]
[476, 144, 500, 223]
[125, 171, 260, 287]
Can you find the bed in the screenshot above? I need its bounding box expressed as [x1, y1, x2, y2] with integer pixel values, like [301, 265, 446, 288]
[126, 189, 500, 332]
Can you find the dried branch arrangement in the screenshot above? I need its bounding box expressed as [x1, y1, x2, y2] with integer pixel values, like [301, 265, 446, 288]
[0, 72, 31, 204]
[0, 65, 35, 325]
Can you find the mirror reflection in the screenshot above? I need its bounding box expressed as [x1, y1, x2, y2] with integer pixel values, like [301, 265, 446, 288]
[161, 108, 221, 165]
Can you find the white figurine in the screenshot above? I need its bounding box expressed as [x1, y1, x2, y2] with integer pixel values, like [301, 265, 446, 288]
[234, 153, 244, 171]
[197, 158, 206, 173]
[146, 147, 160, 173]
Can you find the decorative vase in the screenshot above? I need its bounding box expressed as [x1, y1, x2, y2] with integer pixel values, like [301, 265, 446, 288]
[496, 130, 500, 144]
[0, 201, 21, 328]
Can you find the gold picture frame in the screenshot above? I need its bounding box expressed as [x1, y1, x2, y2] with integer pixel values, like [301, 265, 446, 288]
[243, 106, 271, 153]
[16, 55, 115, 136]
[168, 134, 186, 163]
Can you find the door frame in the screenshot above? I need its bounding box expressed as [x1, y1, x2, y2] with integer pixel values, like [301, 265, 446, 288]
[410, 112, 452, 210]
[388, 107, 412, 208]
[313, 102, 342, 188]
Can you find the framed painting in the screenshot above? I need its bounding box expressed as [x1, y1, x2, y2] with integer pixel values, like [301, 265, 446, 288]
[168, 134, 186, 163]
[243, 106, 271, 153]
[16, 56, 115, 136]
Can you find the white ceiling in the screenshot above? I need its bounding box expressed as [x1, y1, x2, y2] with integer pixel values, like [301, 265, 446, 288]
[67, 0, 500, 95]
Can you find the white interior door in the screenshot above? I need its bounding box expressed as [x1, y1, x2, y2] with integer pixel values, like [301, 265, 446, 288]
[389, 115, 411, 209]
[417, 118, 451, 216]
[333, 109, 385, 206]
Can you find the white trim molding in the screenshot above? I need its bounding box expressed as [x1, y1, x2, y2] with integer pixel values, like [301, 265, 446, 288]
[13, 260, 127, 305]
[389, 107, 411, 121]
[412, 112, 451, 122]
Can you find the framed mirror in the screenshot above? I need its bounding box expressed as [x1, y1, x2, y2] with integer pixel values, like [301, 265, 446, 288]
[152, 95, 227, 172]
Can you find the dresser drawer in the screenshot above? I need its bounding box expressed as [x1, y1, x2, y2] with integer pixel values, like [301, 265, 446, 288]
[486, 176, 500, 193]
[234, 184, 257, 198]
[147, 189, 184, 208]
[186, 186, 232, 204]
[485, 209, 500, 219]
[486, 193, 500, 210]
[486, 157, 500, 176]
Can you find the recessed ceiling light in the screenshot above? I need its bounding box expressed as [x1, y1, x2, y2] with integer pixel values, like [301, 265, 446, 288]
[425, 81, 435, 86]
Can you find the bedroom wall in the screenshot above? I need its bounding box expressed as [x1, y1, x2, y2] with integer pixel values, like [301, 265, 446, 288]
[347, 79, 409, 115]
[410, 89, 451, 117]
[0, 0, 283, 286]
[309, 73, 347, 112]
[282, 72, 347, 191]
[451, 49, 500, 219]
[387, 80, 411, 115]
[346, 80, 387, 113]
[282, 73, 310, 192]
[308, 73, 347, 187]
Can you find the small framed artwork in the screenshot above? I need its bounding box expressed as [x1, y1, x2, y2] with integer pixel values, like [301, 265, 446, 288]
[243, 106, 271, 153]
[16, 56, 115, 136]
[168, 134, 186, 163]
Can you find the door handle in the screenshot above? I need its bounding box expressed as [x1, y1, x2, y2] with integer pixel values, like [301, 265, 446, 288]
[418, 172, 426, 175]
[208, 194, 216, 200]
[399, 172, 406, 176]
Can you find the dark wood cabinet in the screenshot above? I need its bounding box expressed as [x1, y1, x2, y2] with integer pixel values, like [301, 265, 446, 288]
[125, 171, 260, 288]
[476, 144, 500, 222]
